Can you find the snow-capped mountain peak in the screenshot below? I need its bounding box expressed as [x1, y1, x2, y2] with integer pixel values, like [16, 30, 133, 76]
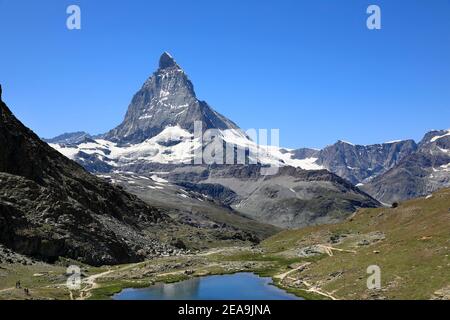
[103, 52, 241, 144]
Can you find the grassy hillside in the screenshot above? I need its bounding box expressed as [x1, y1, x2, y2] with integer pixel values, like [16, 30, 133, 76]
[260, 188, 450, 299]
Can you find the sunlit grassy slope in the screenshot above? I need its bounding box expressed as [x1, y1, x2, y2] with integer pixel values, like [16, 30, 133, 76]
[261, 188, 450, 299]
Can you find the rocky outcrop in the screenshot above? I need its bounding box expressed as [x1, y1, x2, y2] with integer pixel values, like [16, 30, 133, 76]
[175, 182, 239, 206]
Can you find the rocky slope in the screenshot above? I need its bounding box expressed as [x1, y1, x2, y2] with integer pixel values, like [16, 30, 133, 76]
[96, 171, 279, 247]
[0, 85, 182, 266]
[106, 162, 379, 228]
[289, 140, 418, 185]
[289, 133, 450, 204]
[361, 130, 450, 204]
[203, 165, 380, 228]
[317, 140, 417, 185]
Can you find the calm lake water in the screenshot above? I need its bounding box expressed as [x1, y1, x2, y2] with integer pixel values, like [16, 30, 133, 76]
[113, 273, 302, 300]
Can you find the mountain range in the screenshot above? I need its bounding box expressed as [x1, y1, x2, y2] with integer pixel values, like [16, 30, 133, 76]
[361, 130, 450, 203]
[288, 131, 450, 204]
[45, 52, 449, 222]
[45, 53, 381, 228]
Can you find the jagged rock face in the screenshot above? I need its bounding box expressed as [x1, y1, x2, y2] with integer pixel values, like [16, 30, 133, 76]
[362, 130, 450, 204]
[288, 136, 449, 204]
[175, 182, 239, 206]
[104, 52, 241, 144]
[289, 140, 418, 185]
[315, 140, 418, 185]
[0, 90, 174, 266]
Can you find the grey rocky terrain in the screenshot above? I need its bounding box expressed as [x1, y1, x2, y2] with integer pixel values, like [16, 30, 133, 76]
[96, 171, 279, 247]
[289, 132, 450, 204]
[106, 163, 379, 228]
[0, 244, 35, 265]
[361, 130, 450, 203]
[202, 165, 379, 228]
[289, 139, 418, 185]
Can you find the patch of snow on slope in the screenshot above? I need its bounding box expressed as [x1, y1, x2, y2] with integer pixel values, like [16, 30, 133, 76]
[432, 163, 450, 172]
[150, 125, 192, 144]
[282, 156, 323, 170]
[148, 185, 164, 190]
[338, 140, 354, 146]
[150, 175, 168, 183]
[219, 129, 324, 170]
[49, 144, 80, 159]
[430, 130, 450, 142]
[49, 126, 325, 171]
[112, 126, 198, 164]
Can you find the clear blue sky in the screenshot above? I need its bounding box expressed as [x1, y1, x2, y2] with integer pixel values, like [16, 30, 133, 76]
[1, 0, 449, 148]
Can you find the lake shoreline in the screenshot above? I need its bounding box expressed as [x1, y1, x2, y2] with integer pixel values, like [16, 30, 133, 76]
[113, 272, 303, 300]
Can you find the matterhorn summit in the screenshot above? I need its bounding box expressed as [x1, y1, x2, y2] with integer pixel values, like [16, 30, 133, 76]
[104, 52, 242, 144]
